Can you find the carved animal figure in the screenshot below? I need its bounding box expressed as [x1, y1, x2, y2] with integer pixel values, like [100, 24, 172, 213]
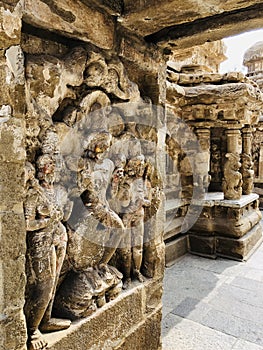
[222, 153, 243, 200]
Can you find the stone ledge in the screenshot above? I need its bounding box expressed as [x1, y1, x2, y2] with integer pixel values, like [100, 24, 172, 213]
[114, 306, 162, 350]
[44, 280, 162, 350]
[23, 0, 115, 49]
[165, 235, 189, 266]
[194, 192, 259, 208]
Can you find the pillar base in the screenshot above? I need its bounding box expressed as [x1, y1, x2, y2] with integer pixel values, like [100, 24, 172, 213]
[216, 223, 263, 261]
[188, 192, 262, 261]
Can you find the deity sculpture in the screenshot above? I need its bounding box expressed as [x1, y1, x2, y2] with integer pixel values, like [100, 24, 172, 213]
[24, 160, 71, 350]
[241, 153, 254, 195]
[210, 142, 222, 183]
[110, 155, 150, 289]
[52, 131, 125, 319]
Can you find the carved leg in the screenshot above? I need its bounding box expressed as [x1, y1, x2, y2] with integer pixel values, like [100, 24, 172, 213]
[98, 208, 125, 265]
[24, 233, 55, 348]
[131, 219, 145, 283]
[40, 225, 71, 332]
[118, 246, 132, 289]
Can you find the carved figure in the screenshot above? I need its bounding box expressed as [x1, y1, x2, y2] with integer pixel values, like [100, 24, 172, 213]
[84, 52, 140, 102]
[51, 131, 125, 319]
[24, 161, 71, 350]
[53, 265, 122, 320]
[222, 153, 243, 200]
[241, 153, 254, 195]
[114, 155, 150, 289]
[210, 143, 222, 182]
[23, 46, 162, 336]
[193, 151, 211, 194]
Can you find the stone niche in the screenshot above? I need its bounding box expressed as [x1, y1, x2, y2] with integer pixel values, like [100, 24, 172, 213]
[166, 65, 263, 262]
[0, 2, 165, 350]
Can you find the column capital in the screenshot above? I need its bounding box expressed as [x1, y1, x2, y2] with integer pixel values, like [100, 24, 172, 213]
[225, 128, 241, 136]
[242, 126, 255, 134]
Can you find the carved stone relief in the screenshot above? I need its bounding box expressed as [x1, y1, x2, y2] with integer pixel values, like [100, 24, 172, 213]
[222, 153, 243, 200]
[23, 47, 161, 349]
[241, 153, 254, 195]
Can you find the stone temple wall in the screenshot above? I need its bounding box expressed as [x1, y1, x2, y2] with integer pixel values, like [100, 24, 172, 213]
[0, 2, 166, 349]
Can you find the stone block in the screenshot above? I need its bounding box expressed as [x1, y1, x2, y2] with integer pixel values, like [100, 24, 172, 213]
[142, 241, 165, 279]
[190, 207, 214, 234]
[214, 208, 262, 238]
[144, 280, 163, 314]
[164, 216, 184, 238]
[216, 222, 263, 261]
[189, 234, 216, 258]
[165, 235, 188, 267]
[45, 284, 160, 350]
[0, 162, 24, 207]
[0, 118, 26, 162]
[0, 209, 27, 350]
[0, 209, 26, 261]
[3, 310, 27, 350]
[114, 306, 162, 350]
[24, 0, 114, 49]
[0, 1, 22, 48]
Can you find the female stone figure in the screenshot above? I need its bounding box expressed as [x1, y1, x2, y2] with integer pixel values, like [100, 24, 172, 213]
[24, 160, 71, 350]
[112, 155, 150, 289]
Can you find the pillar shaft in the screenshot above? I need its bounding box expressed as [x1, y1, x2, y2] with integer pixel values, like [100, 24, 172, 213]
[225, 128, 241, 154]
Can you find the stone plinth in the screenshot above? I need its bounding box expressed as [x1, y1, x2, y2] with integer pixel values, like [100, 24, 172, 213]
[189, 192, 262, 261]
[43, 281, 162, 350]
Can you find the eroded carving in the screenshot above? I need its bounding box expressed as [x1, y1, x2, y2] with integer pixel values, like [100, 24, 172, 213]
[241, 153, 254, 195]
[24, 159, 71, 350]
[222, 153, 243, 200]
[24, 46, 161, 347]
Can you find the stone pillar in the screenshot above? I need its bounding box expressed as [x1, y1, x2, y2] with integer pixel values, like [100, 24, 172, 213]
[259, 147, 263, 179]
[242, 126, 253, 154]
[194, 127, 211, 193]
[241, 127, 254, 195]
[0, 1, 27, 350]
[223, 128, 242, 200]
[225, 128, 241, 154]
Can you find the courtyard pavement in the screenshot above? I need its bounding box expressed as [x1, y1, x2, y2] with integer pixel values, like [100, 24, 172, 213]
[162, 242, 263, 350]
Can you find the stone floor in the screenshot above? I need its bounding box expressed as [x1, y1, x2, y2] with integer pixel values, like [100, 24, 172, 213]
[162, 242, 263, 350]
